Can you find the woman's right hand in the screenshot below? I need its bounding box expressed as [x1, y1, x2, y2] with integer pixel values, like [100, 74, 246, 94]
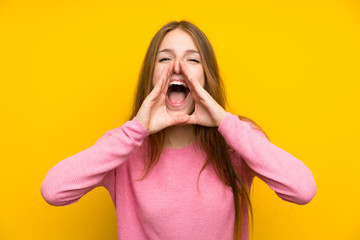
[135, 62, 190, 135]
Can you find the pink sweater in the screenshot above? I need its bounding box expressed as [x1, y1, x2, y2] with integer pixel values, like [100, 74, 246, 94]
[41, 112, 317, 240]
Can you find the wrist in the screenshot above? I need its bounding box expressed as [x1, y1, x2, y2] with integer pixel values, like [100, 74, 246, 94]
[134, 116, 149, 133]
[216, 109, 228, 127]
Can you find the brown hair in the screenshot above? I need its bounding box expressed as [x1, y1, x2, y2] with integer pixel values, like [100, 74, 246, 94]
[129, 20, 269, 240]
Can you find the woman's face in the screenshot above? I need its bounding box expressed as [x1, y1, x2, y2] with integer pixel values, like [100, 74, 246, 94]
[152, 28, 205, 115]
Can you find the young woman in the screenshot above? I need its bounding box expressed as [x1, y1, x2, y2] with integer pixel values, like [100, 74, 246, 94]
[41, 21, 317, 240]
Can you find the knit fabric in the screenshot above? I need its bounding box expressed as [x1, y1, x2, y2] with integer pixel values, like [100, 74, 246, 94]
[41, 112, 317, 240]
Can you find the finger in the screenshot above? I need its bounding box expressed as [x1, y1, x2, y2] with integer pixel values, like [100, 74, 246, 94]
[179, 61, 208, 103]
[179, 61, 200, 102]
[151, 63, 172, 98]
[186, 114, 198, 125]
[180, 61, 210, 103]
[179, 61, 202, 92]
[161, 61, 174, 95]
[179, 61, 195, 91]
[158, 62, 172, 90]
[171, 114, 190, 126]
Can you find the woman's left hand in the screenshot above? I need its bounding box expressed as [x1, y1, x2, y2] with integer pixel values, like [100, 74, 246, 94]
[180, 61, 227, 127]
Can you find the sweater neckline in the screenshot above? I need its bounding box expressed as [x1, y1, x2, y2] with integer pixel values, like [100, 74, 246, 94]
[161, 141, 200, 154]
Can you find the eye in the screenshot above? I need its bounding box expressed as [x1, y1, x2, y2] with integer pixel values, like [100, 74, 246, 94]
[159, 57, 171, 62]
[188, 59, 200, 63]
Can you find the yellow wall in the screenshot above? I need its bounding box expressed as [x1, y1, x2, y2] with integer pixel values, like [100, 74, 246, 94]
[1, 0, 359, 239]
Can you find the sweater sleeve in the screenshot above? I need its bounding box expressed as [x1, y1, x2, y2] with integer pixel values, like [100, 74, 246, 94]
[41, 117, 149, 206]
[218, 112, 317, 205]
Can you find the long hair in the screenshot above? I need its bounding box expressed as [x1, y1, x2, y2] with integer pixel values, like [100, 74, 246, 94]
[129, 20, 269, 240]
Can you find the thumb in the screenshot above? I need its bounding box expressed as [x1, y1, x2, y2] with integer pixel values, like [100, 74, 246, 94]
[172, 114, 190, 125]
[186, 114, 197, 125]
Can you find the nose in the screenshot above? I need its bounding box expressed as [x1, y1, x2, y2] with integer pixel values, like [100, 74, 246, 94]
[173, 59, 181, 74]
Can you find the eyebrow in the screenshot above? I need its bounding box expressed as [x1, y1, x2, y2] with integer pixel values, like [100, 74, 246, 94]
[158, 48, 200, 54]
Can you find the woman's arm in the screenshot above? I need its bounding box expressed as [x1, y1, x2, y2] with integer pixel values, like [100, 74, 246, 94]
[178, 60, 316, 204]
[218, 112, 317, 205]
[40, 117, 149, 206]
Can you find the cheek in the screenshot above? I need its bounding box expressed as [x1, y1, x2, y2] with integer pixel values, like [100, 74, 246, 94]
[152, 65, 162, 87]
[198, 74, 205, 88]
[192, 67, 205, 87]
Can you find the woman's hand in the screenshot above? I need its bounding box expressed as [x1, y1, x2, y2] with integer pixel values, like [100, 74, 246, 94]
[135, 62, 191, 134]
[180, 60, 227, 127]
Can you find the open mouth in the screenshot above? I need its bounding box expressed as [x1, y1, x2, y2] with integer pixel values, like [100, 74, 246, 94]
[166, 81, 190, 105]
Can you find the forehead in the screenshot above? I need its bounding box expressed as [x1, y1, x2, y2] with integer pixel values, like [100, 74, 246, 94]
[159, 29, 198, 53]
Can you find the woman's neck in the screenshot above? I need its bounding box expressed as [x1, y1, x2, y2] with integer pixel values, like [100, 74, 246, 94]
[163, 124, 196, 149]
